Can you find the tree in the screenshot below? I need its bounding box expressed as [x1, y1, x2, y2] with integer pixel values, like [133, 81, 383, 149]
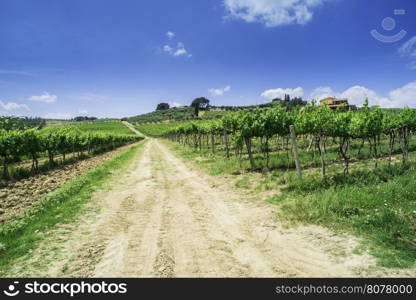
[284, 94, 290, 102]
[272, 95, 307, 110]
[191, 97, 210, 116]
[156, 103, 170, 111]
[288, 97, 307, 108]
[73, 116, 97, 122]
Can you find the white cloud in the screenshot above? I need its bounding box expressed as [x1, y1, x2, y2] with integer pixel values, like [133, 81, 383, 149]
[173, 42, 192, 57]
[307, 82, 416, 108]
[309, 86, 334, 100]
[0, 69, 37, 76]
[161, 32, 192, 58]
[162, 42, 192, 58]
[399, 36, 416, 70]
[223, 0, 331, 27]
[0, 101, 30, 111]
[170, 102, 183, 108]
[389, 81, 416, 107]
[263, 85, 391, 106]
[259, 83, 415, 108]
[28, 92, 57, 103]
[308, 85, 392, 107]
[174, 48, 188, 56]
[166, 31, 175, 39]
[209, 85, 231, 96]
[399, 36, 416, 56]
[163, 45, 173, 54]
[339, 86, 391, 107]
[78, 109, 88, 114]
[261, 87, 304, 100]
[44, 112, 72, 119]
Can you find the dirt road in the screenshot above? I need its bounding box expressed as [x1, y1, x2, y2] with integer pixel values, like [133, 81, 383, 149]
[122, 121, 144, 136]
[50, 139, 378, 277]
[12, 139, 377, 277]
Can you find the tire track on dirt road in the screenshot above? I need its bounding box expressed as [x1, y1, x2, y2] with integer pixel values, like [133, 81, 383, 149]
[154, 141, 357, 277]
[122, 121, 145, 136]
[12, 138, 373, 277]
[59, 141, 158, 277]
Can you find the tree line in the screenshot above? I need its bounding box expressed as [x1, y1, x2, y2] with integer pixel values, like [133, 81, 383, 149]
[0, 117, 46, 131]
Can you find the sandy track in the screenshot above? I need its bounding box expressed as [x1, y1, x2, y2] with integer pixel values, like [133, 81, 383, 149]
[27, 138, 378, 278]
[122, 121, 144, 136]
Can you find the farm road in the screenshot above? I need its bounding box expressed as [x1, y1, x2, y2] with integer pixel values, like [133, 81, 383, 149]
[122, 121, 144, 136]
[33, 138, 370, 278]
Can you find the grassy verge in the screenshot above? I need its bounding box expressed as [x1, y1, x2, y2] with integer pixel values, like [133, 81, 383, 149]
[45, 120, 134, 135]
[164, 139, 416, 268]
[0, 140, 146, 275]
[163, 140, 249, 175]
[269, 164, 416, 268]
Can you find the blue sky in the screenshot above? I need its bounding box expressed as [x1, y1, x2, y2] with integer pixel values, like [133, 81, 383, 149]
[0, 0, 416, 119]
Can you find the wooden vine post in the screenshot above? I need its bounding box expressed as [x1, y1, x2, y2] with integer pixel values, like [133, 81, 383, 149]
[289, 125, 302, 179]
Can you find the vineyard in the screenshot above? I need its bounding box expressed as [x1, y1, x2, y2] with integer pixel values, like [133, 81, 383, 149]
[6, 0, 416, 281]
[141, 102, 416, 178]
[0, 116, 46, 131]
[0, 122, 142, 181]
[62, 121, 136, 136]
[1, 106, 415, 274]
[135, 103, 416, 267]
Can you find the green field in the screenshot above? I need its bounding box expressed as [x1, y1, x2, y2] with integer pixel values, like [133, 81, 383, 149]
[135, 122, 184, 137]
[73, 121, 134, 135]
[44, 120, 134, 135]
[1, 120, 140, 182]
[141, 105, 416, 269]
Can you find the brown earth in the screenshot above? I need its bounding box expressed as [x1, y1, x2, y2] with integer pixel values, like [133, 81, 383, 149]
[8, 138, 416, 278]
[0, 142, 140, 224]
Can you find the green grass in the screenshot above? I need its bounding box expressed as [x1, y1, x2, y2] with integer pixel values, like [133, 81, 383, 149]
[235, 174, 252, 189]
[161, 132, 416, 179]
[0, 140, 146, 275]
[280, 163, 413, 194]
[270, 164, 416, 268]
[73, 121, 134, 135]
[135, 122, 183, 138]
[165, 141, 245, 175]
[43, 120, 133, 135]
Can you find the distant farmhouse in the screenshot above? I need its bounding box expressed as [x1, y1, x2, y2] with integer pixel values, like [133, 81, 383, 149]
[319, 97, 357, 110]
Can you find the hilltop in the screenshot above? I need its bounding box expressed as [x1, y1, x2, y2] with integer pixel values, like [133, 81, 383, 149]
[123, 101, 284, 124]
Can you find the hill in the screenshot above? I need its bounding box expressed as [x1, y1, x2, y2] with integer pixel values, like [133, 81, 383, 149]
[124, 102, 279, 124]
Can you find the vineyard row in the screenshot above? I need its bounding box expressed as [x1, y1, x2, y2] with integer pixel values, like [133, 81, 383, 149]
[161, 103, 416, 176]
[0, 127, 142, 179]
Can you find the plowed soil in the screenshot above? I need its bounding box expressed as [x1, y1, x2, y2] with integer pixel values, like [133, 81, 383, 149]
[0, 143, 139, 224]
